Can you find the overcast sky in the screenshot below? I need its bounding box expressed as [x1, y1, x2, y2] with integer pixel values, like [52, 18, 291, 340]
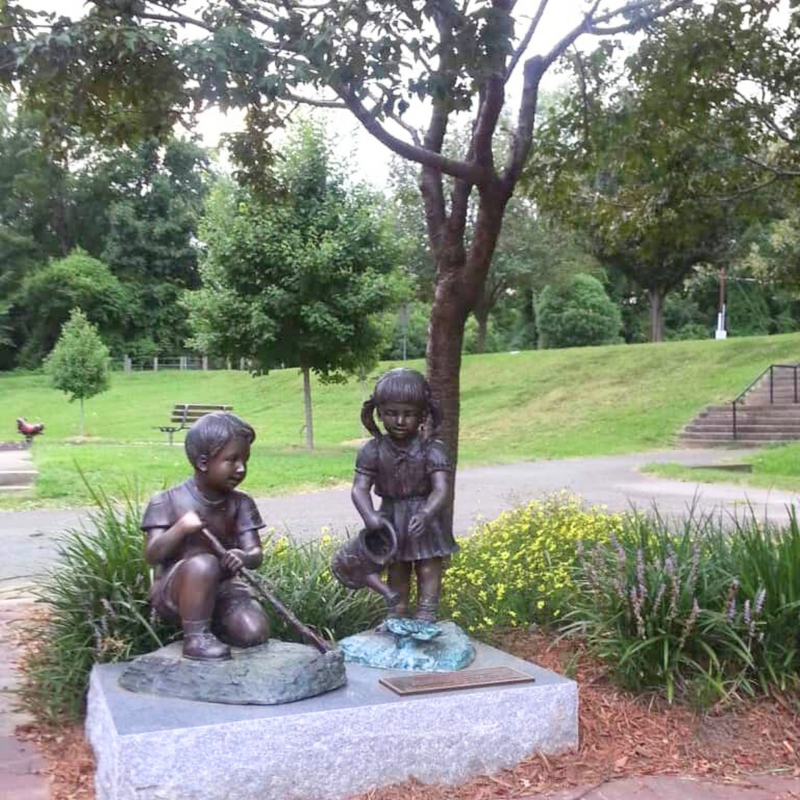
[17, 2, 673, 182]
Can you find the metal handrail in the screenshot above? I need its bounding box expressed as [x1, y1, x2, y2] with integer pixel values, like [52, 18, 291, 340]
[732, 363, 800, 440]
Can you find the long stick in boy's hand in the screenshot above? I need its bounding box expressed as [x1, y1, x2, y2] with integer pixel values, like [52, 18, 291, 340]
[201, 527, 331, 653]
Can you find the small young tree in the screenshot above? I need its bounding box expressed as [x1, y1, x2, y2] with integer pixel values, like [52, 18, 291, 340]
[45, 308, 110, 437]
[184, 122, 401, 449]
[536, 274, 621, 349]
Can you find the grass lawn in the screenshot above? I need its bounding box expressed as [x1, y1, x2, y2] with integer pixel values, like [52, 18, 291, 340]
[643, 442, 800, 492]
[4, 331, 800, 507]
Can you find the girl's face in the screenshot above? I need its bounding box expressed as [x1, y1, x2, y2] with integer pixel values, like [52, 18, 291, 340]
[378, 401, 423, 441]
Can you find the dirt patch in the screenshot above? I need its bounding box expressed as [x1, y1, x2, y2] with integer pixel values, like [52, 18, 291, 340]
[20, 629, 800, 800]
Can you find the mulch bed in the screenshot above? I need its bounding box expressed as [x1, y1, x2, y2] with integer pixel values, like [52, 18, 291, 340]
[19, 629, 800, 800]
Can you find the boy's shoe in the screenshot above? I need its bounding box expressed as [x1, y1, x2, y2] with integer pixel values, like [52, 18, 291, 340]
[182, 619, 232, 661]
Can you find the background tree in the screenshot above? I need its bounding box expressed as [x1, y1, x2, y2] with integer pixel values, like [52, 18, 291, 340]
[100, 137, 210, 355]
[0, 90, 210, 367]
[12, 249, 128, 367]
[184, 122, 402, 449]
[45, 308, 110, 437]
[529, 65, 762, 340]
[535, 273, 621, 349]
[2, 0, 692, 470]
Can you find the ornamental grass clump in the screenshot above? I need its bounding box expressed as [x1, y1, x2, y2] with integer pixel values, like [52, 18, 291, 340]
[563, 508, 791, 704]
[19, 488, 174, 724]
[441, 493, 622, 633]
[257, 531, 385, 642]
[723, 509, 800, 692]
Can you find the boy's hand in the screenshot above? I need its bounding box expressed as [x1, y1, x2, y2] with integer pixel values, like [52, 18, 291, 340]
[179, 511, 204, 536]
[409, 511, 428, 538]
[221, 548, 246, 575]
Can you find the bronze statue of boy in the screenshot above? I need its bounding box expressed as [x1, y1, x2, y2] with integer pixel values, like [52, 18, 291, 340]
[142, 412, 270, 661]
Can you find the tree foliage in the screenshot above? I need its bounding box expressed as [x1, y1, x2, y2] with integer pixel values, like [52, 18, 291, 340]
[184, 121, 401, 447]
[527, 31, 775, 340]
[0, 0, 692, 466]
[45, 308, 110, 436]
[0, 90, 210, 367]
[14, 249, 128, 367]
[535, 273, 621, 349]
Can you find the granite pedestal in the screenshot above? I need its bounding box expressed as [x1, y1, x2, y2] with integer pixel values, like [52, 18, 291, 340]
[86, 642, 578, 800]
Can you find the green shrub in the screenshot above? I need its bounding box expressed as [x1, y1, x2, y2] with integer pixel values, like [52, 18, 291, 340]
[19, 490, 173, 724]
[258, 533, 385, 642]
[442, 494, 621, 633]
[723, 510, 800, 691]
[535, 273, 622, 349]
[564, 507, 799, 703]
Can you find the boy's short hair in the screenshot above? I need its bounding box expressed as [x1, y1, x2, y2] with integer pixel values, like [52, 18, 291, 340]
[184, 412, 256, 469]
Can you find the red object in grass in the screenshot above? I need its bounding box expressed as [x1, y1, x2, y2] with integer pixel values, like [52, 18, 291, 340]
[16, 417, 45, 441]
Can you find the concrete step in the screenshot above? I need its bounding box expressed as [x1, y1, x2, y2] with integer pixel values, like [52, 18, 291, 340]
[0, 471, 37, 487]
[679, 439, 763, 448]
[679, 431, 800, 442]
[0, 485, 32, 493]
[700, 406, 800, 414]
[684, 424, 800, 434]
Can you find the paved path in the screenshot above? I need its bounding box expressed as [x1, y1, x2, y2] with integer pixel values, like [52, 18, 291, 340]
[0, 597, 49, 800]
[541, 775, 800, 799]
[1, 448, 797, 593]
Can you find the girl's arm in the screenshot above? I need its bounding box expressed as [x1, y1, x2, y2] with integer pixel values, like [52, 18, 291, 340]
[352, 471, 383, 531]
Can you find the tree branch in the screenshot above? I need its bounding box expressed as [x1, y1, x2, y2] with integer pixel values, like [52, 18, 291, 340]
[589, 0, 693, 35]
[140, 11, 214, 31]
[675, 122, 800, 177]
[336, 87, 480, 183]
[502, 0, 692, 188]
[285, 91, 346, 109]
[505, 0, 551, 82]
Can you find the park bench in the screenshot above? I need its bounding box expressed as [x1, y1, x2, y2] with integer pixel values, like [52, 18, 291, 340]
[158, 403, 233, 444]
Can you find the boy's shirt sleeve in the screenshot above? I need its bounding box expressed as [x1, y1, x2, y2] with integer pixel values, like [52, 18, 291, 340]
[141, 490, 175, 531]
[235, 493, 265, 535]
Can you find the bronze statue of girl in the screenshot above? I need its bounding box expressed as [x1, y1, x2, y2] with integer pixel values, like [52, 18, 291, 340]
[349, 368, 456, 622]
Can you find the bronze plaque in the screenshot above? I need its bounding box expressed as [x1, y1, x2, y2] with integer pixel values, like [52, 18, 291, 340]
[379, 666, 535, 696]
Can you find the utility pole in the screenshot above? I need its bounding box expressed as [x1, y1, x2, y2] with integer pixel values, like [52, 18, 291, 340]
[715, 265, 727, 340]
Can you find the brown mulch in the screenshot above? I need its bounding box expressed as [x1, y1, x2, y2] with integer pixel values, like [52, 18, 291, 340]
[15, 722, 95, 800]
[17, 630, 800, 800]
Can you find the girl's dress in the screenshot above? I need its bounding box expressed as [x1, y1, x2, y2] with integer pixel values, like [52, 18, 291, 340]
[355, 434, 458, 561]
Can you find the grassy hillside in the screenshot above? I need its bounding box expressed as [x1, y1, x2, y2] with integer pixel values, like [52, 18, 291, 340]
[3, 332, 800, 506]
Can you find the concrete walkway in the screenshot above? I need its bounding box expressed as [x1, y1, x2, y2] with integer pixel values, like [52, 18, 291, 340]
[542, 775, 800, 799]
[0, 595, 49, 800]
[1, 448, 796, 593]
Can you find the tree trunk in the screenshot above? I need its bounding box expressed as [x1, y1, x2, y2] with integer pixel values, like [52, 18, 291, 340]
[301, 365, 314, 450]
[474, 312, 488, 354]
[79, 397, 84, 438]
[649, 286, 666, 342]
[426, 286, 469, 468]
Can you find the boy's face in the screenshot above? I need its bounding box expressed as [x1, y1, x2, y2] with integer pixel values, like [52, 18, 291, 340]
[200, 437, 251, 493]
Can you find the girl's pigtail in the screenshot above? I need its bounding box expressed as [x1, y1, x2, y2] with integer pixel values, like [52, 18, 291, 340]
[361, 396, 382, 439]
[423, 383, 442, 439]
